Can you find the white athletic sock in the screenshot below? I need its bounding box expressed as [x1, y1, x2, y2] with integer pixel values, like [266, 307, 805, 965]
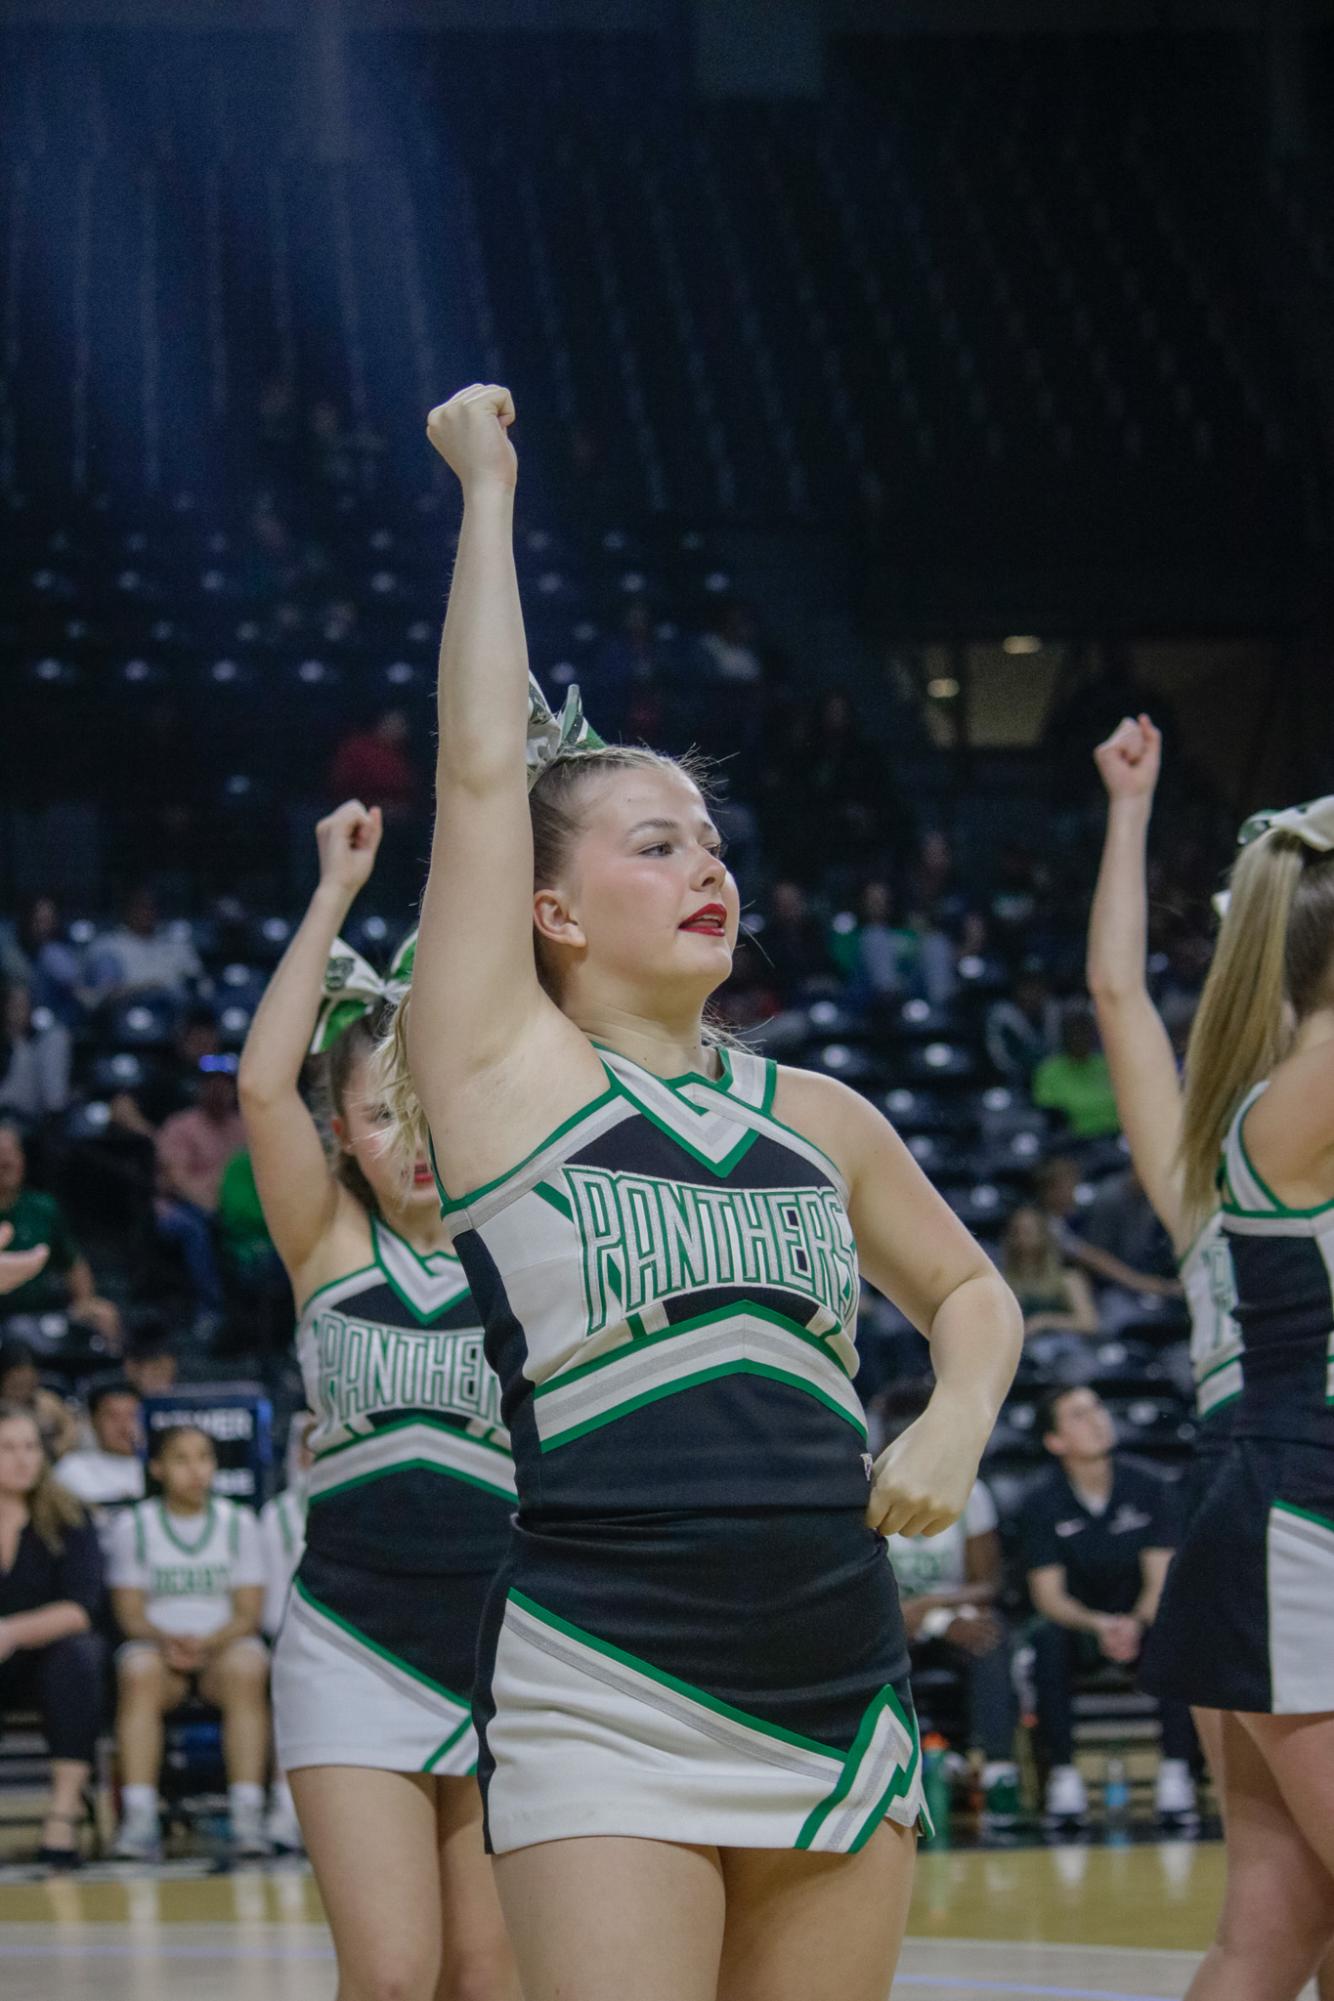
[229, 1782, 265, 1815]
[121, 1785, 159, 1817]
[269, 1778, 295, 1814]
[1157, 1759, 1189, 1779]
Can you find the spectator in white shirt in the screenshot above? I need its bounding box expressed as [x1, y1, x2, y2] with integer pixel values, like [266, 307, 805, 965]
[53, 1380, 146, 1558]
[107, 1425, 269, 1860]
[87, 889, 202, 1006]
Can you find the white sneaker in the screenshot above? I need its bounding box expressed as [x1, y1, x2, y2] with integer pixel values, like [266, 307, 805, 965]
[265, 1795, 304, 1854]
[1044, 1764, 1089, 1821]
[111, 1807, 162, 1862]
[1155, 1759, 1198, 1821]
[229, 1800, 273, 1860]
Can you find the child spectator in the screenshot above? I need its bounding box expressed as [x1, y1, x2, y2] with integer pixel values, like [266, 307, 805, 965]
[107, 1424, 270, 1860]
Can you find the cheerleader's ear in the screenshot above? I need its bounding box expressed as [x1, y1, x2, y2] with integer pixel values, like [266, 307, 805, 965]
[533, 888, 587, 953]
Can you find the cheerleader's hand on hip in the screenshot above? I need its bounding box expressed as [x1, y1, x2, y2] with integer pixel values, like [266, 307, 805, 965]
[316, 800, 383, 895]
[426, 384, 518, 494]
[866, 1397, 984, 1539]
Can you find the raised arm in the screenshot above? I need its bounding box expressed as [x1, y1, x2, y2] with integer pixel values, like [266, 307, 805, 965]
[1086, 715, 1185, 1243]
[409, 388, 573, 1139]
[238, 801, 382, 1274]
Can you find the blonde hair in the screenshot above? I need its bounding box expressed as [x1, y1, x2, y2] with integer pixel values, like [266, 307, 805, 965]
[0, 1402, 88, 1555]
[308, 1011, 387, 1215]
[371, 744, 719, 1184]
[1179, 831, 1334, 1227]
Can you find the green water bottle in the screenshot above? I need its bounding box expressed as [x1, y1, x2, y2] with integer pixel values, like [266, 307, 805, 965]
[921, 1732, 952, 1848]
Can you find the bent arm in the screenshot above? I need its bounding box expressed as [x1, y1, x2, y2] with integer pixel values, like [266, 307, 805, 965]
[2, 1601, 90, 1649]
[1028, 1565, 1102, 1634]
[793, 1073, 1022, 1535]
[1087, 794, 1185, 1241]
[200, 1585, 264, 1653]
[239, 880, 354, 1273]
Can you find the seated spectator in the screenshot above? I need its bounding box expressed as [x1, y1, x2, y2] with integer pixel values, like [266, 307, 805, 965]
[53, 1379, 146, 1557]
[0, 1338, 80, 1461]
[0, 1401, 106, 1867]
[1035, 1156, 1182, 1305]
[12, 896, 89, 1027]
[216, 1148, 285, 1296]
[762, 881, 836, 999]
[154, 1057, 246, 1334]
[0, 979, 72, 1122]
[0, 1121, 122, 1347]
[107, 1424, 270, 1860]
[985, 961, 1059, 1084]
[1019, 1386, 1196, 1826]
[880, 1381, 1019, 1832]
[258, 1412, 314, 1854]
[135, 1007, 224, 1127]
[1031, 1005, 1121, 1139]
[0, 1221, 49, 1297]
[1077, 1166, 1182, 1326]
[830, 881, 919, 1002]
[122, 1318, 179, 1399]
[328, 708, 418, 822]
[1000, 1207, 1099, 1338]
[87, 887, 202, 1006]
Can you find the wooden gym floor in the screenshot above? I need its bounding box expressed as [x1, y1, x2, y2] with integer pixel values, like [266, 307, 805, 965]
[2, 1839, 1309, 2000]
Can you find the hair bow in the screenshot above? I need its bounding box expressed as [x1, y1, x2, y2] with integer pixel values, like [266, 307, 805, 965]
[309, 929, 417, 1056]
[526, 671, 603, 790]
[1236, 796, 1334, 853]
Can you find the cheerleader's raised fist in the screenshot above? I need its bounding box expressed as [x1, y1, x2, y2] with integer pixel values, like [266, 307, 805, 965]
[426, 385, 518, 494]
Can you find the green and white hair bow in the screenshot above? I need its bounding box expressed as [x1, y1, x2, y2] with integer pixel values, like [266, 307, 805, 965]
[309, 930, 417, 1057]
[526, 670, 603, 789]
[1236, 795, 1334, 854]
[1213, 794, 1334, 918]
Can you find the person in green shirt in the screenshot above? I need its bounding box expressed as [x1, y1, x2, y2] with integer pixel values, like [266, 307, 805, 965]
[216, 1148, 281, 1282]
[0, 1121, 122, 1343]
[1031, 1006, 1122, 1140]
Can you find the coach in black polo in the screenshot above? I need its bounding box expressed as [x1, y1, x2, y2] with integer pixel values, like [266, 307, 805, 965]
[1019, 1384, 1196, 1824]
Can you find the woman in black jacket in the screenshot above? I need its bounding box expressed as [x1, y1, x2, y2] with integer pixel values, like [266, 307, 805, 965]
[0, 1399, 105, 1867]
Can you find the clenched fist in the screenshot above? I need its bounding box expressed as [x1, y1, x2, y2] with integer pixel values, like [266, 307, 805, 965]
[1094, 713, 1161, 802]
[316, 800, 383, 895]
[426, 384, 518, 494]
[866, 1401, 980, 1540]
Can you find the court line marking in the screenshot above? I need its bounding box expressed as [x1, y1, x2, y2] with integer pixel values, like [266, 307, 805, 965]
[0, 1943, 1179, 1996]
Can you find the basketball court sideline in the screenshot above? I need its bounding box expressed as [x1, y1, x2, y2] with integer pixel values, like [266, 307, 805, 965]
[4, 1841, 1315, 2001]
